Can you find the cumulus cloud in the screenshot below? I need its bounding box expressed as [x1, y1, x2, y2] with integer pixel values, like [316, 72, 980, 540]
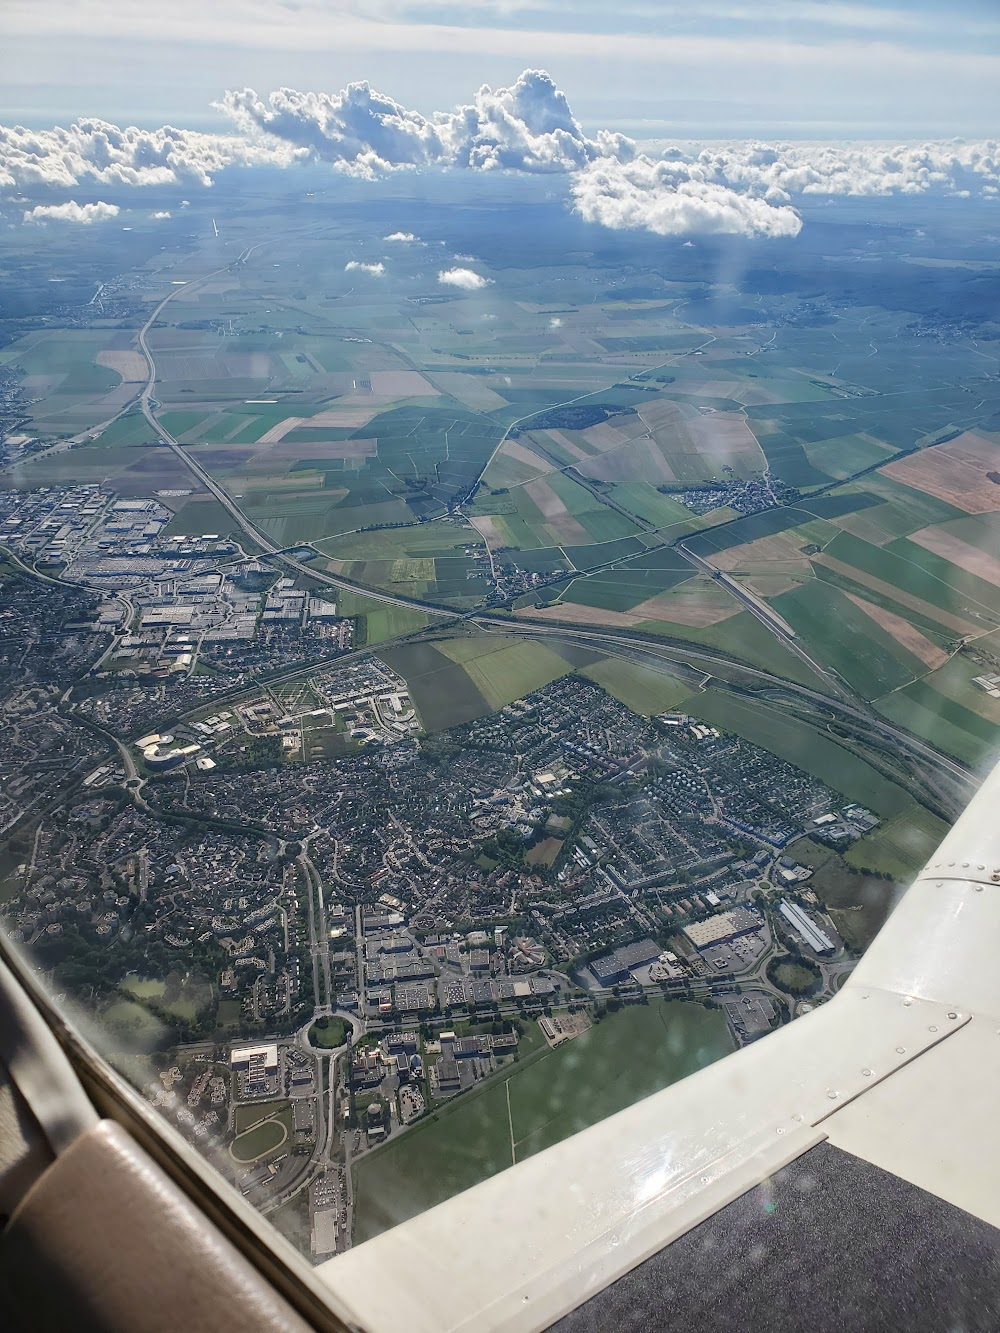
[684, 138, 1000, 202]
[344, 260, 385, 274]
[217, 69, 634, 178]
[4, 69, 1000, 246]
[151, 209, 171, 218]
[568, 137, 1000, 239]
[23, 199, 120, 224]
[571, 156, 803, 239]
[0, 119, 294, 194]
[438, 267, 492, 289]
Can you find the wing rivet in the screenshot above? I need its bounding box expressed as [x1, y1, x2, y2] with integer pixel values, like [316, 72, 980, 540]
[826, 1090, 838, 1099]
[948, 1012, 958, 1019]
[861, 1068, 872, 1076]
[896, 1046, 906, 1054]
[976, 885, 985, 892]
[929, 1025, 938, 1032]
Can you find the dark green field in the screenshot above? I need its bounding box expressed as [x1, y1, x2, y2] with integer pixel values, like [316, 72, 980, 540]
[378, 641, 490, 730]
[773, 581, 925, 698]
[353, 1000, 733, 1243]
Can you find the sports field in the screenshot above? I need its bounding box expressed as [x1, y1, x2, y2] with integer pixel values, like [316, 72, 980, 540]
[353, 1000, 734, 1242]
[230, 1102, 293, 1163]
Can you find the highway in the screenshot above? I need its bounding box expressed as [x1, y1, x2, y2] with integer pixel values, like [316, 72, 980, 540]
[135, 257, 451, 620]
[675, 538, 850, 701]
[479, 617, 976, 798]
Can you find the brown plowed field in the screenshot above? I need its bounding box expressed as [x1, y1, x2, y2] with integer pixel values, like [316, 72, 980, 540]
[880, 432, 1000, 512]
[843, 591, 948, 669]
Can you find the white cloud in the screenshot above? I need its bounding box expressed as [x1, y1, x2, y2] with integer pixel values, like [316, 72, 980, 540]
[673, 138, 1000, 202]
[217, 68, 634, 177]
[344, 259, 385, 274]
[438, 267, 492, 289]
[571, 156, 803, 238]
[3, 67, 1000, 246]
[569, 137, 1000, 238]
[0, 118, 294, 193]
[151, 209, 171, 218]
[23, 199, 120, 224]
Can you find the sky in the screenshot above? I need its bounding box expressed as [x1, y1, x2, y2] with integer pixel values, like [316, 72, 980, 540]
[2, 3, 998, 243]
[2, 0, 998, 138]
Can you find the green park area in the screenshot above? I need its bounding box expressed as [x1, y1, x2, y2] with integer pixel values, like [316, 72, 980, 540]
[309, 1016, 348, 1048]
[120, 971, 213, 1022]
[352, 1000, 734, 1243]
[767, 954, 822, 997]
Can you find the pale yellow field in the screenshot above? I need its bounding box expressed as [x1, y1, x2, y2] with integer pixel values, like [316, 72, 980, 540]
[908, 524, 1000, 588]
[96, 350, 146, 381]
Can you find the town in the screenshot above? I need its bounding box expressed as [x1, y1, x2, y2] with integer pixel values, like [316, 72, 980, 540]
[0, 472, 888, 1263]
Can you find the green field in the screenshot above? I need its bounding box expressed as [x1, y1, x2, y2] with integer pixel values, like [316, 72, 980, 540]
[382, 633, 596, 729]
[216, 999, 242, 1029]
[97, 1000, 170, 1053]
[353, 1000, 734, 1243]
[876, 682, 1000, 766]
[917, 653, 1000, 725]
[773, 580, 925, 699]
[827, 530, 1000, 624]
[436, 636, 580, 708]
[231, 1114, 290, 1162]
[335, 590, 434, 645]
[581, 657, 692, 715]
[795, 840, 904, 952]
[844, 806, 949, 879]
[559, 547, 692, 612]
[655, 613, 829, 691]
[768, 956, 822, 994]
[120, 971, 213, 1022]
[233, 1099, 292, 1135]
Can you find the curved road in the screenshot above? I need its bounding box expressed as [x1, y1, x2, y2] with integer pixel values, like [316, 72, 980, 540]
[136, 258, 450, 619]
[478, 617, 975, 791]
